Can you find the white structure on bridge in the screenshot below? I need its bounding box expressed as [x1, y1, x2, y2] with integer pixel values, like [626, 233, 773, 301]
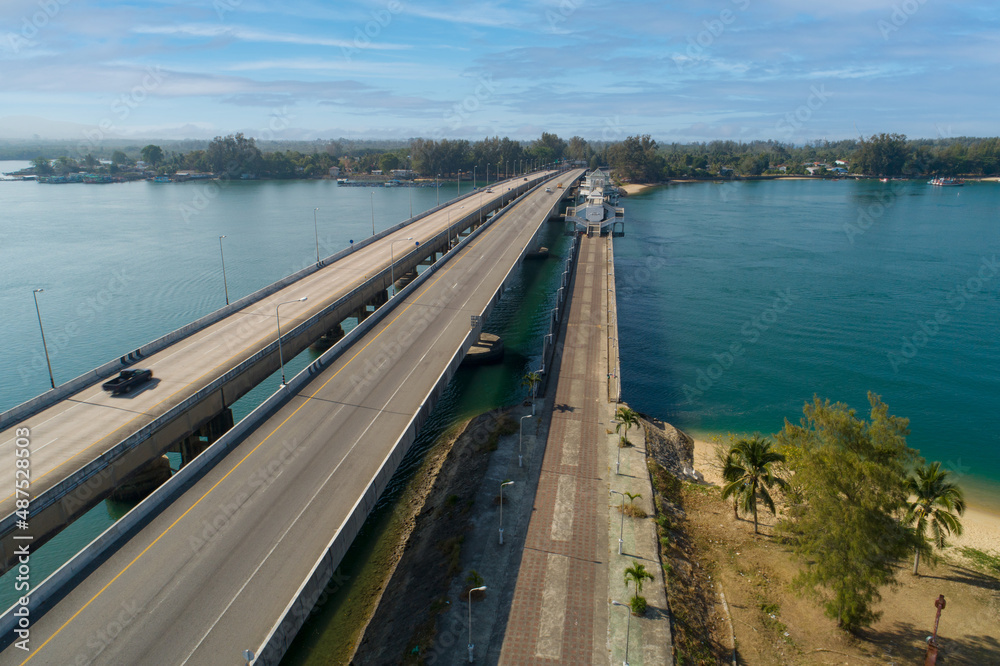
[564, 168, 625, 235]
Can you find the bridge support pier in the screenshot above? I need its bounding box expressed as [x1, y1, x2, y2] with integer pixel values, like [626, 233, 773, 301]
[394, 269, 418, 292]
[174, 408, 235, 467]
[110, 455, 172, 503]
[312, 323, 346, 350]
[370, 289, 389, 309]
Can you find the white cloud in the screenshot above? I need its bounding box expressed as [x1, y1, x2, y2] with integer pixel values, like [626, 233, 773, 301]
[131, 24, 411, 51]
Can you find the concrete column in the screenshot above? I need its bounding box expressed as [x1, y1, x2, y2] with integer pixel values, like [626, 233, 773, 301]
[312, 322, 346, 349]
[175, 408, 235, 467]
[110, 456, 172, 503]
[394, 269, 418, 292]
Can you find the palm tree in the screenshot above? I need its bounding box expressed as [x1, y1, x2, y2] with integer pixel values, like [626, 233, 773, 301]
[623, 560, 654, 599]
[522, 371, 541, 400]
[615, 406, 639, 444]
[720, 435, 787, 534]
[905, 461, 965, 575]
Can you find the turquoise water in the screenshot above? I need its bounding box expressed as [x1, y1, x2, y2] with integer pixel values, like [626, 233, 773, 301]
[0, 162, 468, 410]
[615, 179, 1000, 509]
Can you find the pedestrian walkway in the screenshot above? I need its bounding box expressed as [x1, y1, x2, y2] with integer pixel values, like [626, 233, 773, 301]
[499, 234, 611, 665]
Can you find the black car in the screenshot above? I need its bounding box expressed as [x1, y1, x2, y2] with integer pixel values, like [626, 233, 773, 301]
[102, 369, 154, 394]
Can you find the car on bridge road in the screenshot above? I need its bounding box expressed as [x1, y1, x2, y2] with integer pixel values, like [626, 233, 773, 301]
[102, 369, 154, 394]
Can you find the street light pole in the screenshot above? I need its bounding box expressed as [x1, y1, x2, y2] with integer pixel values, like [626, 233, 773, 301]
[370, 191, 375, 236]
[611, 600, 632, 666]
[519, 414, 531, 467]
[499, 480, 513, 544]
[468, 585, 487, 662]
[616, 419, 624, 474]
[218, 235, 230, 305]
[436, 174, 440, 205]
[473, 165, 476, 190]
[313, 207, 320, 264]
[541, 333, 554, 373]
[390, 238, 416, 296]
[32, 288, 55, 389]
[457, 169, 461, 197]
[276, 297, 308, 387]
[610, 489, 625, 555]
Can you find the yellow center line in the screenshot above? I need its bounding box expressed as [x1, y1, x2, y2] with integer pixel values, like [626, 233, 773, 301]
[20, 182, 546, 664]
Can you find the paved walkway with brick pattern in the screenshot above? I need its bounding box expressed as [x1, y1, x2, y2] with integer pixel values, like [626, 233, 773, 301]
[499, 234, 610, 665]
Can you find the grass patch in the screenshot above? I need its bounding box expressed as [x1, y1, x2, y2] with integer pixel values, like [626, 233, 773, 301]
[959, 547, 1000, 575]
[438, 535, 464, 576]
[630, 595, 648, 616]
[648, 459, 682, 504]
[621, 503, 647, 519]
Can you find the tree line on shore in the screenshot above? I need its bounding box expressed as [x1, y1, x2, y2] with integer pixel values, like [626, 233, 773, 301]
[15, 131, 1000, 182]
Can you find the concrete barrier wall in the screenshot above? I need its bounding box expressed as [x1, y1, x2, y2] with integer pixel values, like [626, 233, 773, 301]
[606, 235, 622, 403]
[0, 174, 550, 641]
[541, 235, 582, 380]
[0, 175, 549, 432]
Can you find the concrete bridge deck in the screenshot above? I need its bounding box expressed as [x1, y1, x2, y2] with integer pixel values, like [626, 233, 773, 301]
[2, 171, 585, 665]
[0, 173, 556, 571]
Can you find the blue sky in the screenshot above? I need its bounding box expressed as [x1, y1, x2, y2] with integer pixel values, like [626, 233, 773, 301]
[1, 0, 998, 142]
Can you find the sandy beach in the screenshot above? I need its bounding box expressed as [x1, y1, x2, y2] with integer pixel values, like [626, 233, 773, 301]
[619, 182, 657, 195]
[690, 436, 1000, 556]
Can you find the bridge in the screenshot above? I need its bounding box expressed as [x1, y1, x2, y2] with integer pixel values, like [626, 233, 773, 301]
[0, 173, 559, 573]
[1, 170, 586, 665]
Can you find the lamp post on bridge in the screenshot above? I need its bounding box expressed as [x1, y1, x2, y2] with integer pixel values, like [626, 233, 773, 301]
[499, 480, 513, 544]
[370, 191, 376, 236]
[390, 238, 418, 297]
[457, 169, 461, 197]
[473, 165, 477, 190]
[468, 585, 487, 662]
[32, 288, 55, 389]
[541, 333, 554, 373]
[610, 489, 625, 555]
[436, 173, 441, 206]
[611, 600, 632, 666]
[219, 235, 230, 306]
[276, 297, 308, 387]
[313, 207, 320, 264]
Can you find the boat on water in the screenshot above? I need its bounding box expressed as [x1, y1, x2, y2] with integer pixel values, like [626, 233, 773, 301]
[151, 175, 171, 183]
[929, 177, 964, 187]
